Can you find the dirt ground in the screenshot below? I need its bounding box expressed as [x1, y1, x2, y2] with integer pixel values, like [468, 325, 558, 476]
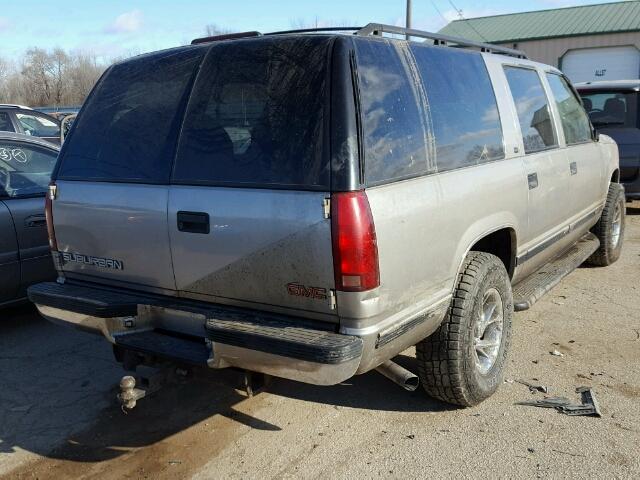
[1, 202, 639, 480]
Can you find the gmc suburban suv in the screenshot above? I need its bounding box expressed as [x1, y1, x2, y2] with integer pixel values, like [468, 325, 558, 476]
[28, 24, 624, 407]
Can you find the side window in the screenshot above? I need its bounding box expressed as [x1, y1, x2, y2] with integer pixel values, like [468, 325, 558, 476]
[354, 39, 429, 185]
[15, 113, 60, 138]
[504, 67, 557, 154]
[0, 112, 15, 133]
[0, 142, 57, 197]
[411, 46, 504, 172]
[545, 74, 592, 145]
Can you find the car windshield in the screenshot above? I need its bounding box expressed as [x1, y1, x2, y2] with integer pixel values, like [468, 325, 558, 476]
[0, 141, 57, 197]
[579, 90, 638, 128]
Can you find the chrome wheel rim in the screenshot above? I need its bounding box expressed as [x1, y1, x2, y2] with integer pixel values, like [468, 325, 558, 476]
[611, 201, 622, 249]
[473, 288, 504, 375]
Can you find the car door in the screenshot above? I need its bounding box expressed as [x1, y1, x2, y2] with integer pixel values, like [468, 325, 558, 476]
[0, 200, 20, 303]
[502, 65, 572, 267]
[0, 139, 58, 295]
[13, 111, 61, 145]
[545, 73, 603, 220]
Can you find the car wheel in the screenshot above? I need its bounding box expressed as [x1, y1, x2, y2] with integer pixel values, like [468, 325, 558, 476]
[416, 251, 513, 407]
[587, 182, 625, 267]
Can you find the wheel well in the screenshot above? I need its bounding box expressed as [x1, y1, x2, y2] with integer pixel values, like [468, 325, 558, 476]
[611, 169, 620, 183]
[470, 228, 516, 278]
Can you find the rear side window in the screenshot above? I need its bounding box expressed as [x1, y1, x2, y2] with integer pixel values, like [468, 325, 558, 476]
[354, 39, 429, 186]
[411, 46, 504, 172]
[0, 142, 57, 197]
[504, 67, 557, 154]
[545, 74, 591, 145]
[173, 37, 332, 189]
[0, 112, 14, 132]
[57, 47, 204, 183]
[16, 113, 59, 138]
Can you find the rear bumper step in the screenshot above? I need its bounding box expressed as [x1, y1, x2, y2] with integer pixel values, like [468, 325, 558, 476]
[114, 331, 211, 366]
[513, 232, 599, 311]
[28, 281, 363, 385]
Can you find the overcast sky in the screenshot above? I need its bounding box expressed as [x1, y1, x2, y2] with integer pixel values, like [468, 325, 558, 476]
[0, 0, 625, 61]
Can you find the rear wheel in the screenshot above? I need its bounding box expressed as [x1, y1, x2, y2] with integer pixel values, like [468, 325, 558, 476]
[588, 182, 625, 267]
[416, 252, 513, 407]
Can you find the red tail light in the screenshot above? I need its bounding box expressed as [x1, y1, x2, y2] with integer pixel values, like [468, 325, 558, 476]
[45, 182, 58, 251]
[331, 191, 380, 292]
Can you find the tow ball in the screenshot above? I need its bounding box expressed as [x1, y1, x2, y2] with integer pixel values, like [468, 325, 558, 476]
[117, 365, 187, 411]
[117, 365, 271, 411]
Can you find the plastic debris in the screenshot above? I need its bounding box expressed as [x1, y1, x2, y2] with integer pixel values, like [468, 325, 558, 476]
[516, 387, 601, 417]
[550, 350, 564, 357]
[516, 379, 548, 394]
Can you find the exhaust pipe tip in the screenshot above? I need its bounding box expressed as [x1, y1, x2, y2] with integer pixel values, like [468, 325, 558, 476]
[375, 360, 420, 392]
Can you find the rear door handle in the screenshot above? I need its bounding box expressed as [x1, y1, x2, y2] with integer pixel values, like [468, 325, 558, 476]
[24, 214, 47, 228]
[527, 173, 539, 190]
[570, 161, 578, 175]
[177, 211, 210, 234]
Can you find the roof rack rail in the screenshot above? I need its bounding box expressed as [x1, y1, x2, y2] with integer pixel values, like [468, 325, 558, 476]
[191, 31, 262, 45]
[265, 26, 362, 36]
[356, 23, 527, 59]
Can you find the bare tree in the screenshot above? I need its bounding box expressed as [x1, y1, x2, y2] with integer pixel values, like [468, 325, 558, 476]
[205, 23, 235, 36]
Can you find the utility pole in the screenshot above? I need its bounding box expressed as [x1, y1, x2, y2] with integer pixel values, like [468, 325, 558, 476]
[406, 0, 412, 39]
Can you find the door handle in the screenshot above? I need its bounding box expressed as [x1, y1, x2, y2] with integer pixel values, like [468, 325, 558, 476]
[177, 211, 210, 234]
[570, 161, 578, 175]
[527, 173, 539, 190]
[24, 214, 47, 228]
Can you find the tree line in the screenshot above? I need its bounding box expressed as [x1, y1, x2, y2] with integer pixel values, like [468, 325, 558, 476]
[0, 48, 108, 108]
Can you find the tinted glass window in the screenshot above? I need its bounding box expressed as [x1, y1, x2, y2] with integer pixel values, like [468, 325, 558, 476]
[173, 37, 331, 189]
[504, 67, 557, 154]
[411, 46, 504, 172]
[16, 113, 60, 138]
[0, 142, 57, 197]
[355, 39, 429, 185]
[0, 112, 14, 132]
[57, 47, 204, 183]
[545, 74, 591, 145]
[580, 91, 638, 129]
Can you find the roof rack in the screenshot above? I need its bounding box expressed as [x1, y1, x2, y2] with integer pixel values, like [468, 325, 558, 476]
[189, 23, 527, 59]
[191, 31, 262, 45]
[264, 26, 362, 36]
[356, 23, 527, 59]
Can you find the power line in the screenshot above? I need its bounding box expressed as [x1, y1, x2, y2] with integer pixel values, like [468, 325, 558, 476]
[447, 0, 490, 42]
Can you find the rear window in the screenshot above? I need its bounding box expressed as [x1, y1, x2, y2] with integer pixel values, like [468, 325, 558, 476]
[57, 47, 205, 183]
[0, 142, 57, 197]
[579, 90, 638, 129]
[504, 66, 557, 154]
[172, 37, 332, 189]
[411, 46, 504, 172]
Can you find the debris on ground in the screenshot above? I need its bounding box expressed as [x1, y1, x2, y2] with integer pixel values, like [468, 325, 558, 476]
[550, 350, 564, 357]
[516, 387, 602, 417]
[516, 379, 548, 394]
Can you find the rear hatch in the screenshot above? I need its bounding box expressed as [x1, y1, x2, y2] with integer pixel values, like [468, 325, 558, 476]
[51, 37, 337, 317]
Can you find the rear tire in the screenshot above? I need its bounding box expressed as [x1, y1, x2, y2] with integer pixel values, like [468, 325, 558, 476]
[588, 182, 625, 267]
[416, 252, 513, 407]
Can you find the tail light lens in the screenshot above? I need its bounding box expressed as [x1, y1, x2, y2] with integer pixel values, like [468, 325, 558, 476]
[45, 182, 58, 251]
[331, 191, 380, 292]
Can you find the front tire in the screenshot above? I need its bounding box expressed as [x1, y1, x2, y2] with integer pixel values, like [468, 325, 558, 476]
[588, 182, 625, 267]
[416, 252, 513, 407]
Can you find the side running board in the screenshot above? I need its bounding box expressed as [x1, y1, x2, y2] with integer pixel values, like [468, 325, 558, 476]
[513, 232, 600, 311]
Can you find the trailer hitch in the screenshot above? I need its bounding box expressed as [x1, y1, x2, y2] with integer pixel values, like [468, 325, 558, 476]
[117, 365, 188, 411]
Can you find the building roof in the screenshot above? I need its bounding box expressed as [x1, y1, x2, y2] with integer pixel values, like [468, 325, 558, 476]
[438, 1, 640, 44]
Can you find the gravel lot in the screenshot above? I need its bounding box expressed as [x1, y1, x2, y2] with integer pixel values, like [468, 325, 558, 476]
[1, 202, 639, 480]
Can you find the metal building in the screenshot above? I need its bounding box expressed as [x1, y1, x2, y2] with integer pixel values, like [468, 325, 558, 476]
[439, 1, 640, 82]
